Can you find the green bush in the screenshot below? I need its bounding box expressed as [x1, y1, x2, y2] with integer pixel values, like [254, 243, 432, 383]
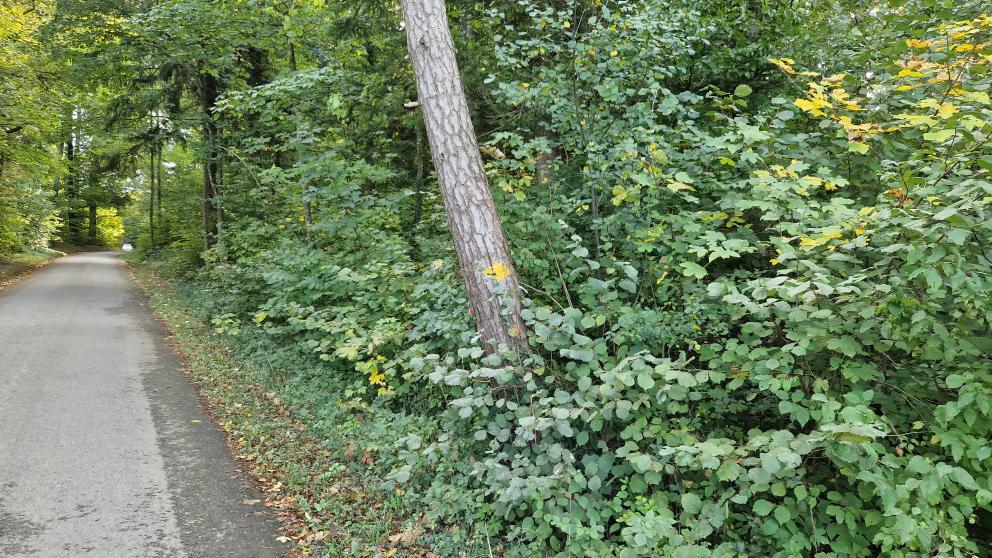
[388, 8, 992, 557]
[131, 2, 992, 556]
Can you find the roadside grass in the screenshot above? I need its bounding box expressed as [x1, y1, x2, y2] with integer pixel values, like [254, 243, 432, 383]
[0, 248, 64, 290]
[128, 262, 427, 558]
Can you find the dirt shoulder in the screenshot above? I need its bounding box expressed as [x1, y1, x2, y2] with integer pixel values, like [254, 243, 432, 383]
[0, 249, 64, 292]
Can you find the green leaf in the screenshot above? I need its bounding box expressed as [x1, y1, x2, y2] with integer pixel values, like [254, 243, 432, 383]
[933, 207, 957, 220]
[820, 423, 886, 443]
[680, 261, 707, 279]
[630, 453, 652, 473]
[945, 374, 965, 389]
[773, 506, 791, 524]
[950, 468, 977, 489]
[637, 373, 655, 390]
[977, 489, 992, 506]
[947, 228, 968, 245]
[848, 141, 869, 154]
[681, 493, 703, 514]
[827, 336, 860, 357]
[923, 129, 955, 142]
[578, 376, 593, 391]
[753, 499, 774, 516]
[734, 84, 753, 97]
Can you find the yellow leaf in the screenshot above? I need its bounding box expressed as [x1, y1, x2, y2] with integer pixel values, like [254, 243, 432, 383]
[959, 91, 991, 105]
[822, 73, 846, 86]
[769, 58, 796, 74]
[896, 112, 938, 127]
[482, 262, 512, 282]
[794, 98, 817, 112]
[666, 181, 695, 193]
[896, 68, 924, 78]
[794, 96, 832, 116]
[937, 102, 957, 119]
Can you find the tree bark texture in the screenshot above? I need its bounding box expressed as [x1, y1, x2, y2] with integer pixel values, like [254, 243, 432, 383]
[400, 0, 526, 352]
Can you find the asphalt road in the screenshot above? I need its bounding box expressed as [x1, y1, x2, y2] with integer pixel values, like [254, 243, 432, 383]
[0, 252, 284, 557]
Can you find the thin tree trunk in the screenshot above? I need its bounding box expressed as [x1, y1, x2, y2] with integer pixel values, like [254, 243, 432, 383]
[412, 123, 425, 227]
[303, 181, 313, 230]
[52, 141, 64, 194]
[156, 141, 163, 241]
[286, 36, 307, 229]
[88, 200, 97, 243]
[65, 108, 78, 243]
[199, 73, 220, 249]
[400, 0, 526, 353]
[216, 158, 224, 233]
[149, 143, 156, 249]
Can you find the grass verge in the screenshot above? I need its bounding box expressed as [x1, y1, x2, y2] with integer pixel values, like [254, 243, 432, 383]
[0, 248, 64, 291]
[128, 262, 426, 558]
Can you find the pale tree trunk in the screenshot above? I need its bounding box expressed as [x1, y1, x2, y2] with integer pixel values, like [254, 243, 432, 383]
[400, 0, 526, 353]
[156, 141, 163, 240]
[148, 140, 156, 249]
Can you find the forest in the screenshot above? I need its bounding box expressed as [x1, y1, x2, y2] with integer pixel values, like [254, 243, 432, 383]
[2, 0, 991, 556]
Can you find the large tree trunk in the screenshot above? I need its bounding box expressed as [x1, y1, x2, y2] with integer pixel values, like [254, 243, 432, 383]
[400, 0, 526, 353]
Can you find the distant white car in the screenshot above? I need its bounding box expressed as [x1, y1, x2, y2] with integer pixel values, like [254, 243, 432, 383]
[121, 243, 134, 252]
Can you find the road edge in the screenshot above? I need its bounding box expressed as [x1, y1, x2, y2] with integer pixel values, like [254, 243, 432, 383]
[0, 249, 64, 293]
[121, 256, 287, 557]
[125, 262, 324, 557]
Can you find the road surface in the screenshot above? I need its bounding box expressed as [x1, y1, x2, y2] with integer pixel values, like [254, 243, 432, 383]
[0, 252, 284, 557]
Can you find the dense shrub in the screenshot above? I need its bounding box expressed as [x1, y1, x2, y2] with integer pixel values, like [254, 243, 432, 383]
[392, 9, 992, 557]
[132, 2, 992, 556]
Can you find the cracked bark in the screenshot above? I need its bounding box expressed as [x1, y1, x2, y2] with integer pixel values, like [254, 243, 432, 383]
[400, 0, 526, 353]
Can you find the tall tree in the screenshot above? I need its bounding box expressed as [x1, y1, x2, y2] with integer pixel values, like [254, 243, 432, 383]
[400, 0, 526, 352]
